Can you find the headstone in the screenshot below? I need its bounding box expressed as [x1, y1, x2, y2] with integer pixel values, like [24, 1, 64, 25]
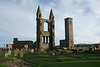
[14, 49, 18, 56]
[94, 47, 96, 50]
[52, 52, 55, 56]
[17, 49, 19, 53]
[8, 50, 11, 55]
[20, 49, 23, 58]
[5, 53, 8, 57]
[31, 49, 34, 53]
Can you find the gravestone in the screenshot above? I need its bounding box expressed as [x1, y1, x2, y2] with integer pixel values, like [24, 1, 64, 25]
[17, 49, 19, 53]
[31, 49, 34, 53]
[8, 50, 11, 55]
[94, 47, 96, 50]
[20, 49, 23, 58]
[14, 49, 18, 56]
[52, 52, 55, 56]
[5, 53, 8, 57]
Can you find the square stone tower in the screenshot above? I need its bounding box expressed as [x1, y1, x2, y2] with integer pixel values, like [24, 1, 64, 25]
[36, 6, 55, 51]
[65, 17, 74, 47]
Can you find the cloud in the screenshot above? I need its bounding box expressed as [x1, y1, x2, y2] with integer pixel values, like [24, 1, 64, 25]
[0, 0, 100, 47]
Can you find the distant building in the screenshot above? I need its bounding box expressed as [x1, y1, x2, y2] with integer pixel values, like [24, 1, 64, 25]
[13, 38, 34, 49]
[60, 17, 74, 48]
[60, 40, 66, 47]
[75, 43, 100, 48]
[6, 44, 12, 49]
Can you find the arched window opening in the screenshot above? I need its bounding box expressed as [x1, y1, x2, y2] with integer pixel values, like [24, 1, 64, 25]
[48, 37, 49, 43]
[44, 22, 48, 31]
[70, 21, 71, 23]
[43, 37, 45, 43]
[46, 37, 48, 44]
[53, 25, 54, 29]
[42, 37, 43, 43]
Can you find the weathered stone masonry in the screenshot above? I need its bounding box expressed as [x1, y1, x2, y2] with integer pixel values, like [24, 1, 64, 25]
[36, 6, 55, 51]
[65, 17, 74, 47]
[60, 17, 74, 48]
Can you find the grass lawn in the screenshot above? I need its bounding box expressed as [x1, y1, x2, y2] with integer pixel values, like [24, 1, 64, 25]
[0, 65, 8, 67]
[0, 53, 15, 67]
[0, 51, 100, 67]
[23, 52, 100, 67]
[0, 56, 13, 62]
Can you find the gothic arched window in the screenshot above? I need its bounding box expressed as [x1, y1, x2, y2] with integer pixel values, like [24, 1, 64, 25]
[44, 22, 48, 31]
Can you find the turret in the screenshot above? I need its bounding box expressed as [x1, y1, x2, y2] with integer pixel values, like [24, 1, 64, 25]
[36, 5, 42, 19]
[49, 9, 54, 20]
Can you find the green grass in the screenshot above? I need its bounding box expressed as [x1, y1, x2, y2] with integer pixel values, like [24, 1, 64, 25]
[0, 65, 8, 67]
[23, 52, 100, 67]
[0, 57, 13, 62]
[1, 51, 100, 67]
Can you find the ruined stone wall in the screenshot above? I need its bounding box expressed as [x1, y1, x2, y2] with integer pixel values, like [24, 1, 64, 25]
[36, 6, 55, 51]
[13, 38, 34, 49]
[60, 40, 66, 47]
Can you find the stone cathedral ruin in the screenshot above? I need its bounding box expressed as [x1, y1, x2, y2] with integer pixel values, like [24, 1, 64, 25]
[35, 6, 55, 51]
[12, 5, 74, 51]
[4, 5, 100, 52]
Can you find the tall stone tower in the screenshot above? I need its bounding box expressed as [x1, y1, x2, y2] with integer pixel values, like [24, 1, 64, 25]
[65, 17, 74, 47]
[36, 6, 55, 51]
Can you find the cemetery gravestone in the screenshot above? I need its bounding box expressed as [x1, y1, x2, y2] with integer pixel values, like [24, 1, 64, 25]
[8, 50, 11, 55]
[20, 49, 23, 58]
[14, 49, 18, 56]
[5, 53, 8, 57]
[52, 52, 55, 56]
[31, 49, 34, 53]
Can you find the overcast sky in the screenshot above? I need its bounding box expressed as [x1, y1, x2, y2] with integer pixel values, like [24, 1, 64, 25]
[0, 0, 100, 47]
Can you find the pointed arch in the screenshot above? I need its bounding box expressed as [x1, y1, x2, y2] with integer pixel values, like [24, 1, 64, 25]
[44, 22, 48, 31]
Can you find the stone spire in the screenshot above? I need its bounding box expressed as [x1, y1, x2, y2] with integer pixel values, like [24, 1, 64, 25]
[37, 5, 41, 13]
[49, 9, 54, 20]
[37, 5, 42, 19]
